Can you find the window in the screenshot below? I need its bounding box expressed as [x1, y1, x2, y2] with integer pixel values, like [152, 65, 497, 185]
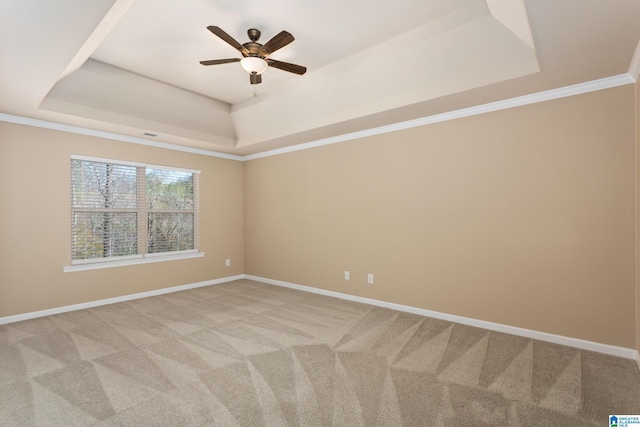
[68, 155, 200, 269]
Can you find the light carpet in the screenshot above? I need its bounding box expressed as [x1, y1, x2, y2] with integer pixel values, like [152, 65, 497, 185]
[1, 279, 639, 426]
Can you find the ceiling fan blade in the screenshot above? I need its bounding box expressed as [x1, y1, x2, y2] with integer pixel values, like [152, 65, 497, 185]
[267, 59, 307, 75]
[259, 31, 294, 56]
[250, 74, 262, 85]
[207, 26, 249, 56]
[199, 58, 241, 66]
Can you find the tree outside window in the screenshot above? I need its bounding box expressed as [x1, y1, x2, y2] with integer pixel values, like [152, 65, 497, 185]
[70, 157, 198, 263]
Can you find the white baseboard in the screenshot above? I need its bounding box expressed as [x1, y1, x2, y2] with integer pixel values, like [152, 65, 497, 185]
[245, 275, 639, 361]
[0, 275, 244, 325]
[3, 272, 638, 363]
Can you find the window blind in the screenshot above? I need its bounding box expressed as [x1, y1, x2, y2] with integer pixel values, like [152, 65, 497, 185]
[70, 157, 199, 263]
[146, 167, 196, 254]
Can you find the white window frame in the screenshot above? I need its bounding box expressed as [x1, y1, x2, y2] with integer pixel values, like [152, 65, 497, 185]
[64, 155, 204, 272]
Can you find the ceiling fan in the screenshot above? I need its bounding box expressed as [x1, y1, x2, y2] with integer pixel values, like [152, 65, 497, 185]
[200, 26, 307, 85]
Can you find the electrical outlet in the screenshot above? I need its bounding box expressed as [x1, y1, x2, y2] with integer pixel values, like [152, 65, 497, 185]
[225, 259, 231, 267]
[344, 271, 350, 280]
[368, 274, 374, 284]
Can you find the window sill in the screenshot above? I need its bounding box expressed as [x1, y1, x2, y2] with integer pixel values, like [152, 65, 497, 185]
[63, 251, 205, 272]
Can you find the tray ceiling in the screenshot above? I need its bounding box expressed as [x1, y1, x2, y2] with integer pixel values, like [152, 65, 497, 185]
[1, 0, 639, 155]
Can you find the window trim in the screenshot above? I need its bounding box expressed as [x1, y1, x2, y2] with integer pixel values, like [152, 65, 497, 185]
[65, 155, 203, 272]
[63, 251, 204, 272]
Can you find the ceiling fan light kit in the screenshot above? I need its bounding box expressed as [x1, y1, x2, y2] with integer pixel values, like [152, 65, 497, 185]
[240, 57, 268, 75]
[200, 26, 307, 85]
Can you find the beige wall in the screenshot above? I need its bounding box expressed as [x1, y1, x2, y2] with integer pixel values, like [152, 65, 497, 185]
[0, 122, 244, 317]
[245, 85, 637, 348]
[1, 83, 637, 350]
[636, 78, 640, 356]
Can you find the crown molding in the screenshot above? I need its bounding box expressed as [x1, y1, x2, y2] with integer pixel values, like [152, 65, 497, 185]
[0, 113, 244, 161]
[1, 74, 634, 161]
[244, 74, 635, 160]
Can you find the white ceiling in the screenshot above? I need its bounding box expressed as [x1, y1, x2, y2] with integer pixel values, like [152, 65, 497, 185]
[1, 0, 639, 155]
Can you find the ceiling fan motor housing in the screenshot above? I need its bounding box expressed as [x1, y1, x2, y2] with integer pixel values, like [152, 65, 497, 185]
[243, 42, 263, 57]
